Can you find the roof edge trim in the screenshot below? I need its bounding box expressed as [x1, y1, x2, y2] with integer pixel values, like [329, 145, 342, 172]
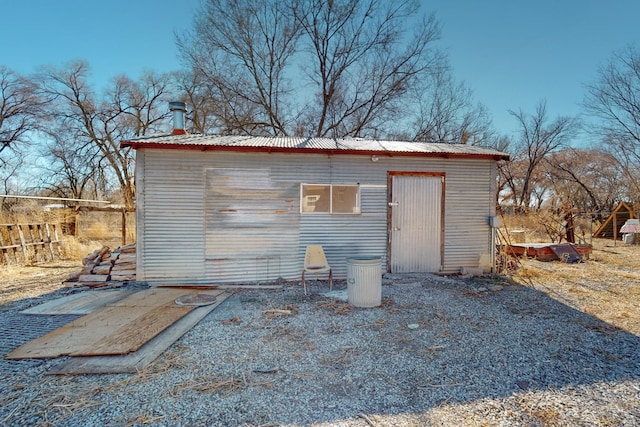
[120, 140, 510, 161]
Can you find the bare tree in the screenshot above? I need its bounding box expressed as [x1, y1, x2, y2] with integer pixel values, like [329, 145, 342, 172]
[293, 0, 444, 137]
[179, 0, 300, 135]
[584, 45, 640, 206]
[38, 61, 173, 209]
[37, 122, 106, 201]
[543, 148, 623, 214]
[408, 69, 493, 144]
[0, 153, 23, 197]
[0, 67, 44, 167]
[500, 101, 579, 209]
[584, 45, 640, 165]
[109, 72, 172, 137]
[179, 0, 446, 138]
[173, 70, 232, 134]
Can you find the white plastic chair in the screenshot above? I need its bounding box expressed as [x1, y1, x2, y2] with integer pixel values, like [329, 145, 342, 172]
[301, 245, 333, 295]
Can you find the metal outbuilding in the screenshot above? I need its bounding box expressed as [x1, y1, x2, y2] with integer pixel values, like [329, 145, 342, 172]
[122, 125, 509, 285]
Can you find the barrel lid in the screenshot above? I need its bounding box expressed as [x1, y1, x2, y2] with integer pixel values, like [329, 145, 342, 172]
[347, 256, 381, 264]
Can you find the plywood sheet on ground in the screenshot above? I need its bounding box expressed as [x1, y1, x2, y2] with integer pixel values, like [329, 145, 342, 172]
[20, 290, 135, 315]
[6, 288, 224, 360]
[108, 287, 213, 307]
[47, 292, 233, 375]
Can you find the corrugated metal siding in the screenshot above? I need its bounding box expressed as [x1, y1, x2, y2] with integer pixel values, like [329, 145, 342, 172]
[137, 150, 496, 284]
[138, 150, 205, 283]
[134, 150, 146, 279]
[442, 159, 494, 270]
[300, 186, 388, 279]
[204, 168, 300, 283]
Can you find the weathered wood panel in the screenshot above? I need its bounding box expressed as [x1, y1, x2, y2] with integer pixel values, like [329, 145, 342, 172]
[0, 223, 63, 265]
[6, 289, 223, 359]
[46, 292, 232, 375]
[20, 290, 135, 315]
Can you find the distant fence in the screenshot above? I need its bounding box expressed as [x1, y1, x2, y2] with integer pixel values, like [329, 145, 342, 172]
[0, 223, 63, 265]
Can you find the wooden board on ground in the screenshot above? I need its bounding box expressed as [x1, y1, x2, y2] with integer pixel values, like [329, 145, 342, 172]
[108, 288, 210, 307]
[46, 291, 232, 375]
[92, 264, 113, 275]
[110, 274, 136, 281]
[79, 274, 109, 282]
[6, 288, 224, 360]
[20, 289, 135, 315]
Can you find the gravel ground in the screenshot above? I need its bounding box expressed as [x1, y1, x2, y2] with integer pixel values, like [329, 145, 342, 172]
[1, 274, 639, 426]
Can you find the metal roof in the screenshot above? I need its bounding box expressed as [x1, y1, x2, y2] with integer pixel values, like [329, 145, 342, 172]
[121, 133, 510, 160]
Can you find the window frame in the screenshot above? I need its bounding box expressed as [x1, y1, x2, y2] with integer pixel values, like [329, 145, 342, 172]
[300, 183, 361, 215]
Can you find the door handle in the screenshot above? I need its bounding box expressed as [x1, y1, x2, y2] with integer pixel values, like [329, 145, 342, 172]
[388, 202, 398, 207]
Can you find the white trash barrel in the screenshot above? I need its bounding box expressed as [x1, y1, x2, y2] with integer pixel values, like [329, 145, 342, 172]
[347, 257, 382, 307]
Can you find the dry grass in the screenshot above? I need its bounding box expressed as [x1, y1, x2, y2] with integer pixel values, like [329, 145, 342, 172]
[499, 212, 640, 335]
[135, 344, 193, 379]
[1, 208, 134, 263]
[0, 345, 196, 426]
[0, 208, 137, 304]
[318, 346, 356, 367]
[499, 211, 594, 244]
[316, 299, 353, 315]
[1, 376, 106, 426]
[263, 303, 299, 318]
[168, 375, 273, 397]
[0, 261, 80, 305]
[510, 238, 640, 336]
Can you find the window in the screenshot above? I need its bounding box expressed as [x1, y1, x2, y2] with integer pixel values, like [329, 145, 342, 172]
[301, 183, 360, 214]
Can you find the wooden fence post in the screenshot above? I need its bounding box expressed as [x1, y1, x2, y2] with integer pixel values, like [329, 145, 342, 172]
[122, 209, 127, 246]
[16, 224, 29, 262]
[45, 223, 55, 260]
[0, 223, 64, 265]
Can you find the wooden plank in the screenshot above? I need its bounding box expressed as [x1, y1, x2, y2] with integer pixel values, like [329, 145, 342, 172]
[108, 288, 220, 307]
[92, 264, 113, 275]
[64, 281, 115, 289]
[46, 292, 232, 375]
[6, 288, 223, 359]
[77, 305, 192, 356]
[20, 290, 134, 315]
[110, 274, 136, 281]
[113, 262, 135, 269]
[119, 243, 136, 253]
[110, 267, 136, 273]
[16, 224, 28, 260]
[45, 223, 55, 259]
[78, 274, 109, 282]
[6, 305, 176, 359]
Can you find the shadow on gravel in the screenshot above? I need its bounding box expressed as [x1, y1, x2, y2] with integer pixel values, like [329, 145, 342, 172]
[1, 277, 639, 425]
[191, 278, 640, 425]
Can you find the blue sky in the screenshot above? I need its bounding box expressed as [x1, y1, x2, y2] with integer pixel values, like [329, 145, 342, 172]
[3, 0, 639, 139]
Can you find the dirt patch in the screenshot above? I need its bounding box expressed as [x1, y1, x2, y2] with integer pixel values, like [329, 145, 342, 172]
[0, 261, 80, 306]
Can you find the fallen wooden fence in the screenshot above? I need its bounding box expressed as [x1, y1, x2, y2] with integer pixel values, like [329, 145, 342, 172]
[0, 223, 63, 265]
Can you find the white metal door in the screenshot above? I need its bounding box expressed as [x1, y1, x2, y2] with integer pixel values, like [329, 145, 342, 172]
[390, 175, 443, 273]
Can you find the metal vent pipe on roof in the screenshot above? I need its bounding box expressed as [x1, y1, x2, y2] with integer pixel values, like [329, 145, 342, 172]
[169, 101, 187, 135]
